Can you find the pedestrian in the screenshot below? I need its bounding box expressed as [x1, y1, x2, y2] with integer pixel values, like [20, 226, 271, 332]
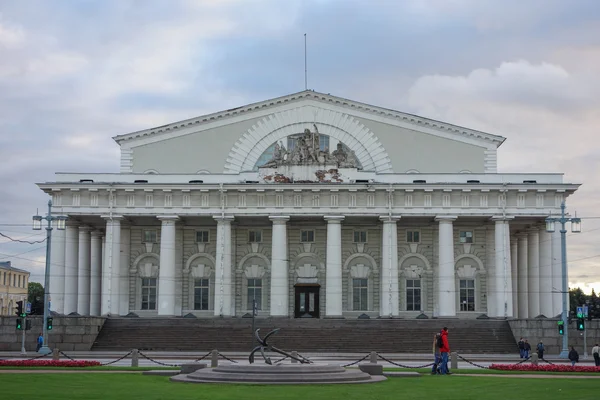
[523, 339, 531, 359]
[36, 333, 43, 352]
[568, 346, 579, 367]
[431, 333, 442, 375]
[517, 337, 525, 358]
[592, 343, 599, 367]
[439, 327, 452, 375]
[536, 341, 545, 359]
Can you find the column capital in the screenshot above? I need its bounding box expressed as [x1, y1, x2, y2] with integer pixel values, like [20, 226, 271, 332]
[100, 214, 124, 221]
[516, 231, 528, 239]
[213, 215, 235, 223]
[526, 226, 540, 234]
[78, 226, 92, 232]
[269, 216, 290, 224]
[434, 215, 457, 223]
[90, 230, 103, 238]
[324, 215, 344, 223]
[379, 215, 401, 223]
[491, 215, 515, 222]
[157, 215, 180, 222]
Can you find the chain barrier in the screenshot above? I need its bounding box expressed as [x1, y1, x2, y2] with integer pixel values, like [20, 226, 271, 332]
[272, 355, 288, 364]
[456, 354, 489, 369]
[341, 354, 370, 368]
[26, 352, 52, 361]
[193, 352, 212, 363]
[515, 356, 531, 365]
[98, 351, 133, 366]
[138, 351, 181, 367]
[59, 351, 77, 361]
[540, 357, 555, 365]
[376, 353, 434, 369]
[217, 352, 238, 364]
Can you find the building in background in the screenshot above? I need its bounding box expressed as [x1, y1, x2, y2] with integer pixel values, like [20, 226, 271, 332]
[0, 261, 30, 315]
[37, 90, 579, 319]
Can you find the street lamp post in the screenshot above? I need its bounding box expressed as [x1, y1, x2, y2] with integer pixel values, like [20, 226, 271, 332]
[32, 200, 66, 354]
[545, 201, 581, 359]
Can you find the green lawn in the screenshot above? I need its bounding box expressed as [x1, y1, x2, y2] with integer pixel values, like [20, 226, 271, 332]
[0, 373, 598, 400]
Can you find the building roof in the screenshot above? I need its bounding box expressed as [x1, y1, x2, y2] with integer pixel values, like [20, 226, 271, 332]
[0, 261, 30, 274]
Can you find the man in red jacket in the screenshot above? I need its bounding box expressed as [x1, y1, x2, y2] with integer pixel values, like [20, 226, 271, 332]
[440, 327, 452, 375]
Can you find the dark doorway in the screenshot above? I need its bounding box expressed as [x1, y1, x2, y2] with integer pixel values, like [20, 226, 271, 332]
[294, 285, 320, 318]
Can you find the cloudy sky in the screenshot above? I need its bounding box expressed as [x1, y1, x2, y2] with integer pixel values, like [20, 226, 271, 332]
[1, 0, 599, 293]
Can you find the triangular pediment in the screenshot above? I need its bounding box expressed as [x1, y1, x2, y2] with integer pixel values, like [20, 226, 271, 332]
[112, 90, 505, 149]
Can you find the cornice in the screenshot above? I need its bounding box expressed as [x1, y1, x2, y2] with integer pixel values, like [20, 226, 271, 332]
[111, 90, 506, 148]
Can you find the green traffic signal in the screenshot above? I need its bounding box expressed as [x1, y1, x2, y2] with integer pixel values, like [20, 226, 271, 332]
[576, 318, 585, 331]
[16, 318, 23, 330]
[557, 321, 564, 335]
[47, 317, 53, 331]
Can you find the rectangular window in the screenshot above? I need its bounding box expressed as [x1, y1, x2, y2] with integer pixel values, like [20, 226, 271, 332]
[352, 278, 368, 311]
[300, 230, 315, 243]
[459, 279, 475, 311]
[143, 230, 157, 243]
[406, 231, 420, 243]
[406, 279, 421, 311]
[141, 278, 157, 310]
[353, 231, 367, 243]
[248, 230, 262, 243]
[459, 231, 473, 244]
[18, 275, 21, 288]
[194, 278, 210, 310]
[247, 279, 262, 310]
[195, 230, 209, 243]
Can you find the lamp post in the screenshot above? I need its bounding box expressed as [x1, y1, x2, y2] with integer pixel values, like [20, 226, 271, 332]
[545, 201, 581, 358]
[32, 200, 66, 354]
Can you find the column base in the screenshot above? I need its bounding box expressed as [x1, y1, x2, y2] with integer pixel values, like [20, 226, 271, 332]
[38, 346, 52, 355]
[559, 349, 569, 359]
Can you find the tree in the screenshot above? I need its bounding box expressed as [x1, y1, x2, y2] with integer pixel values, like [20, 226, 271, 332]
[28, 282, 44, 315]
[569, 287, 587, 314]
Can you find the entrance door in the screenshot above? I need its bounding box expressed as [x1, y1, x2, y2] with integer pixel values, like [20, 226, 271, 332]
[294, 285, 320, 318]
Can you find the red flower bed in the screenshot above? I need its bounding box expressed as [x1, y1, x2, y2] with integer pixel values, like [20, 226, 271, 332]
[490, 363, 600, 373]
[0, 359, 101, 367]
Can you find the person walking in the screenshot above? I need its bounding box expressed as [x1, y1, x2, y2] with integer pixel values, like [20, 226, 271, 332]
[523, 339, 531, 359]
[536, 341, 545, 359]
[439, 327, 452, 375]
[36, 333, 43, 352]
[568, 346, 579, 367]
[591, 343, 599, 367]
[518, 338, 525, 359]
[431, 333, 442, 375]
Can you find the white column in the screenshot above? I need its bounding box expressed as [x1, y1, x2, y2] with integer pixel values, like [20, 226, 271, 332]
[49, 219, 66, 314]
[517, 233, 528, 318]
[89, 231, 102, 316]
[504, 220, 513, 318]
[485, 226, 496, 317]
[101, 216, 122, 316]
[539, 228, 553, 317]
[380, 216, 400, 317]
[510, 237, 518, 317]
[157, 216, 178, 316]
[436, 216, 456, 317]
[527, 228, 540, 317]
[493, 218, 511, 318]
[214, 216, 234, 317]
[63, 222, 79, 315]
[325, 216, 344, 317]
[120, 225, 131, 315]
[77, 226, 91, 315]
[270, 216, 290, 316]
[551, 224, 562, 317]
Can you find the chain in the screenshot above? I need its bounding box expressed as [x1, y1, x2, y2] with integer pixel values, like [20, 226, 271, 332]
[193, 352, 212, 362]
[456, 354, 489, 369]
[59, 351, 76, 361]
[540, 357, 555, 365]
[272, 355, 288, 364]
[377, 353, 434, 369]
[99, 351, 133, 366]
[138, 351, 180, 367]
[217, 352, 238, 363]
[341, 354, 370, 367]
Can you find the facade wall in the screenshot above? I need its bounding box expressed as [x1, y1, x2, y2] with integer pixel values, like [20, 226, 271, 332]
[0, 264, 30, 316]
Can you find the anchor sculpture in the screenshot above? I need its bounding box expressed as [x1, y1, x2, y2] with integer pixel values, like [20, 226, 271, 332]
[249, 328, 312, 365]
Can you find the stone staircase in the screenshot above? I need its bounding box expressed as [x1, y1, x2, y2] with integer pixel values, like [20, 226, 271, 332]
[91, 317, 517, 353]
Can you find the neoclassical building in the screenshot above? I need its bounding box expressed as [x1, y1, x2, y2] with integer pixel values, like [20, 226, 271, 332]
[38, 90, 579, 320]
[0, 261, 30, 316]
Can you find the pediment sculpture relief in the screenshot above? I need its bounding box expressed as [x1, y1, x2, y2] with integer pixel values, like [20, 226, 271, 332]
[261, 124, 360, 169]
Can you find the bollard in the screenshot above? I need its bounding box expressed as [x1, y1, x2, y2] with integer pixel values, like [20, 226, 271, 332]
[291, 351, 298, 364]
[211, 349, 219, 368]
[52, 348, 60, 361]
[531, 353, 538, 365]
[370, 351, 378, 364]
[450, 352, 458, 370]
[131, 349, 139, 367]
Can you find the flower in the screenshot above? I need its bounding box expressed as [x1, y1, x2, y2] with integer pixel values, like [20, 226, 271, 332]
[0, 360, 101, 367]
[489, 363, 600, 373]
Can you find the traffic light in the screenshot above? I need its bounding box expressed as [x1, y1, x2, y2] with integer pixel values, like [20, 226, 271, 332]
[15, 300, 25, 317]
[46, 317, 53, 331]
[16, 318, 23, 330]
[576, 318, 585, 331]
[557, 320, 564, 335]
